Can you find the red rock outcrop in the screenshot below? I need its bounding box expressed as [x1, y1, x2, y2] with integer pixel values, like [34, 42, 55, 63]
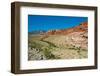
[46, 22, 88, 35]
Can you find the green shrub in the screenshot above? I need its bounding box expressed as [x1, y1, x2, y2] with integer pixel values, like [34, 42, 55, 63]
[43, 48, 60, 59]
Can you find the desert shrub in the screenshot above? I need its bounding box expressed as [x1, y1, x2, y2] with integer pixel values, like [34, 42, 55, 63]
[68, 45, 82, 51]
[81, 48, 87, 51]
[43, 48, 60, 59]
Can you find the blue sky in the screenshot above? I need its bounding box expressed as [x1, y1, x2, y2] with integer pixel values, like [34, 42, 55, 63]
[28, 15, 88, 32]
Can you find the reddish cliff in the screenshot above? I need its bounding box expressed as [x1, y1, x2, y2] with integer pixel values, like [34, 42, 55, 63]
[46, 22, 88, 35]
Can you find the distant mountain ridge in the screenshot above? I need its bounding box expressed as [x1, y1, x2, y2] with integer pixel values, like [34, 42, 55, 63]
[29, 30, 47, 35]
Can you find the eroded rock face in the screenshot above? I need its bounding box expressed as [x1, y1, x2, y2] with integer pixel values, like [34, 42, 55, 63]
[65, 31, 88, 50]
